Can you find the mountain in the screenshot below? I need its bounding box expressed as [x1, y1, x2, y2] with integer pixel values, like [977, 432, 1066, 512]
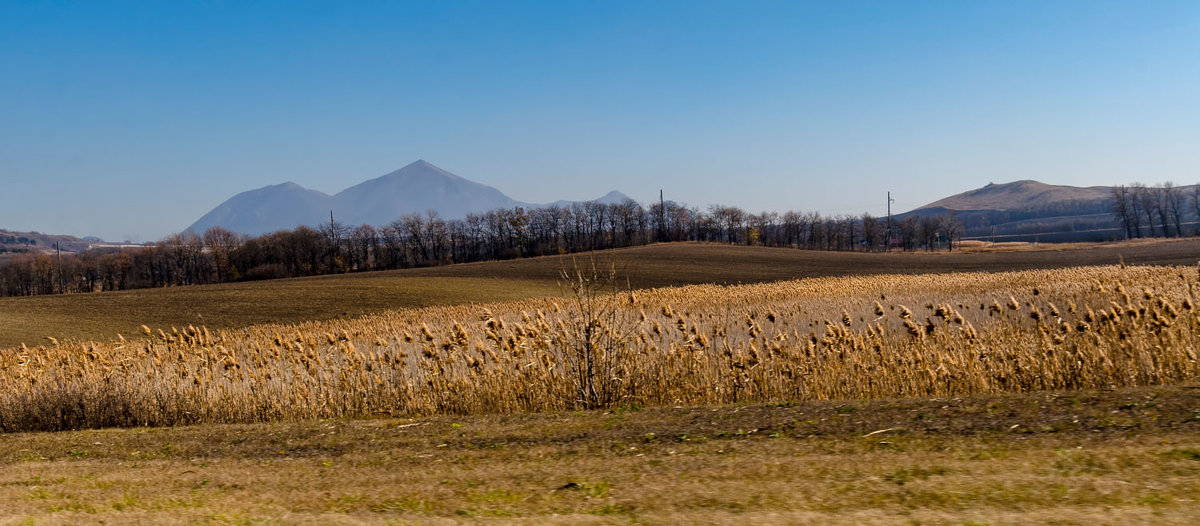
[187, 182, 333, 236]
[591, 190, 635, 205]
[901, 180, 1198, 242]
[545, 190, 635, 208]
[187, 161, 634, 236]
[331, 160, 520, 225]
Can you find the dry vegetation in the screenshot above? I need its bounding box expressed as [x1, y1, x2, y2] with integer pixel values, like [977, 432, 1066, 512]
[4, 244, 1200, 523]
[0, 276, 559, 351]
[4, 262, 1200, 433]
[1, 384, 1198, 524]
[5, 238, 1200, 349]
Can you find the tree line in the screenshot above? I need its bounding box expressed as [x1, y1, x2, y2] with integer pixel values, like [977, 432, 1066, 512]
[1110, 182, 1200, 240]
[0, 200, 964, 297]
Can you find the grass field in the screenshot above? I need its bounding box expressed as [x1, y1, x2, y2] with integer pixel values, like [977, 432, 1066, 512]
[1, 384, 1197, 524]
[5, 240, 1200, 524]
[4, 239, 1200, 349]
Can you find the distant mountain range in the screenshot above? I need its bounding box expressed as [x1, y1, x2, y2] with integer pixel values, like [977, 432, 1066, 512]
[187, 160, 633, 236]
[183, 172, 1200, 241]
[10, 173, 1189, 246]
[900, 180, 1198, 242]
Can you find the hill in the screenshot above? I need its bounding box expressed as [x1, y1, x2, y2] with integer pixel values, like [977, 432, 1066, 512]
[187, 160, 633, 236]
[0, 228, 101, 258]
[901, 180, 1200, 242]
[918, 180, 1112, 211]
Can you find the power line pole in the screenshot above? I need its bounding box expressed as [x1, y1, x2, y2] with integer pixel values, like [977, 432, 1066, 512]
[329, 210, 338, 271]
[659, 189, 665, 242]
[886, 191, 895, 251]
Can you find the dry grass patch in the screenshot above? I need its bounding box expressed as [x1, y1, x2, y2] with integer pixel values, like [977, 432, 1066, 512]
[0, 385, 1197, 524]
[5, 239, 1200, 349]
[4, 264, 1200, 432]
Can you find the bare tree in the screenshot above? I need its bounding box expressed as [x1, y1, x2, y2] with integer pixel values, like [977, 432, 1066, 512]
[349, 224, 378, 270]
[1163, 182, 1185, 237]
[1151, 185, 1171, 237]
[1192, 185, 1200, 236]
[319, 215, 350, 271]
[917, 215, 940, 251]
[558, 257, 636, 409]
[939, 211, 962, 252]
[203, 226, 241, 280]
[1126, 184, 1145, 238]
[1132, 184, 1158, 237]
[1111, 185, 1135, 239]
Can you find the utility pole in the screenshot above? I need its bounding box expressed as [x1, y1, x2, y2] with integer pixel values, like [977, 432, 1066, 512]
[55, 241, 61, 292]
[329, 210, 338, 271]
[659, 189, 666, 242]
[886, 191, 895, 251]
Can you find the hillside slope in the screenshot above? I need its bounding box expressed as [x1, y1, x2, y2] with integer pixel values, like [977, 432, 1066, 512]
[0, 228, 100, 256]
[902, 180, 1199, 242]
[187, 182, 334, 236]
[919, 180, 1112, 211]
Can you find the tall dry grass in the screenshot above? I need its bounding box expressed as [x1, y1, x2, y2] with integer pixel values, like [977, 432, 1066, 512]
[2, 264, 1199, 432]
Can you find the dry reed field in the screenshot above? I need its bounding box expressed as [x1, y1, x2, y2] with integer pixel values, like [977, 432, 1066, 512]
[4, 262, 1200, 432]
[5, 238, 1200, 350]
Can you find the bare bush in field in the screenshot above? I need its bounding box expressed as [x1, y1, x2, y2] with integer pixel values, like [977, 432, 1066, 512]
[3, 264, 1199, 432]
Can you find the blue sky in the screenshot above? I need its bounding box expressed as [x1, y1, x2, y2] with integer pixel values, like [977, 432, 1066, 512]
[1, 1, 1198, 241]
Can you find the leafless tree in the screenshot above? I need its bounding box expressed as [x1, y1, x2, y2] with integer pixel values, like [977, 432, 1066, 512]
[1163, 182, 1185, 237]
[1111, 185, 1135, 239]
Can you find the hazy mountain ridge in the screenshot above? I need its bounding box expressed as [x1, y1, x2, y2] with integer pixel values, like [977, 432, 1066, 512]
[187, 160, 632, 236]
[0, 228, 98, 257]
[901, 180, 1199, 242]
[917, 180, 1114, 211]
[188, 182, 334, 238]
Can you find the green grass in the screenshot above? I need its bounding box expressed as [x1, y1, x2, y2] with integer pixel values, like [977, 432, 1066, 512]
[0, 384, 1197, 524]
[5, 239, 1200, 349]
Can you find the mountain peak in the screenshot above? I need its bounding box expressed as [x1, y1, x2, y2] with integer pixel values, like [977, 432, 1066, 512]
[376, 159, 465, 184]
[595, 190, 634, 204]
[405, 159, 439, 169]
[331, 161, 516, 223]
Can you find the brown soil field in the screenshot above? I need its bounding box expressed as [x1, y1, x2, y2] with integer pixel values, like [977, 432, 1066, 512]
[1, 384, 1197, 524]
[3, 239, 1199, 349]
[0, 277, 558, 351]
[401, 238, 1200, 287]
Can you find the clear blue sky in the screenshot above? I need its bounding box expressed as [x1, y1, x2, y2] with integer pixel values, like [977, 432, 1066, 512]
[2, 1, 1198, 241]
